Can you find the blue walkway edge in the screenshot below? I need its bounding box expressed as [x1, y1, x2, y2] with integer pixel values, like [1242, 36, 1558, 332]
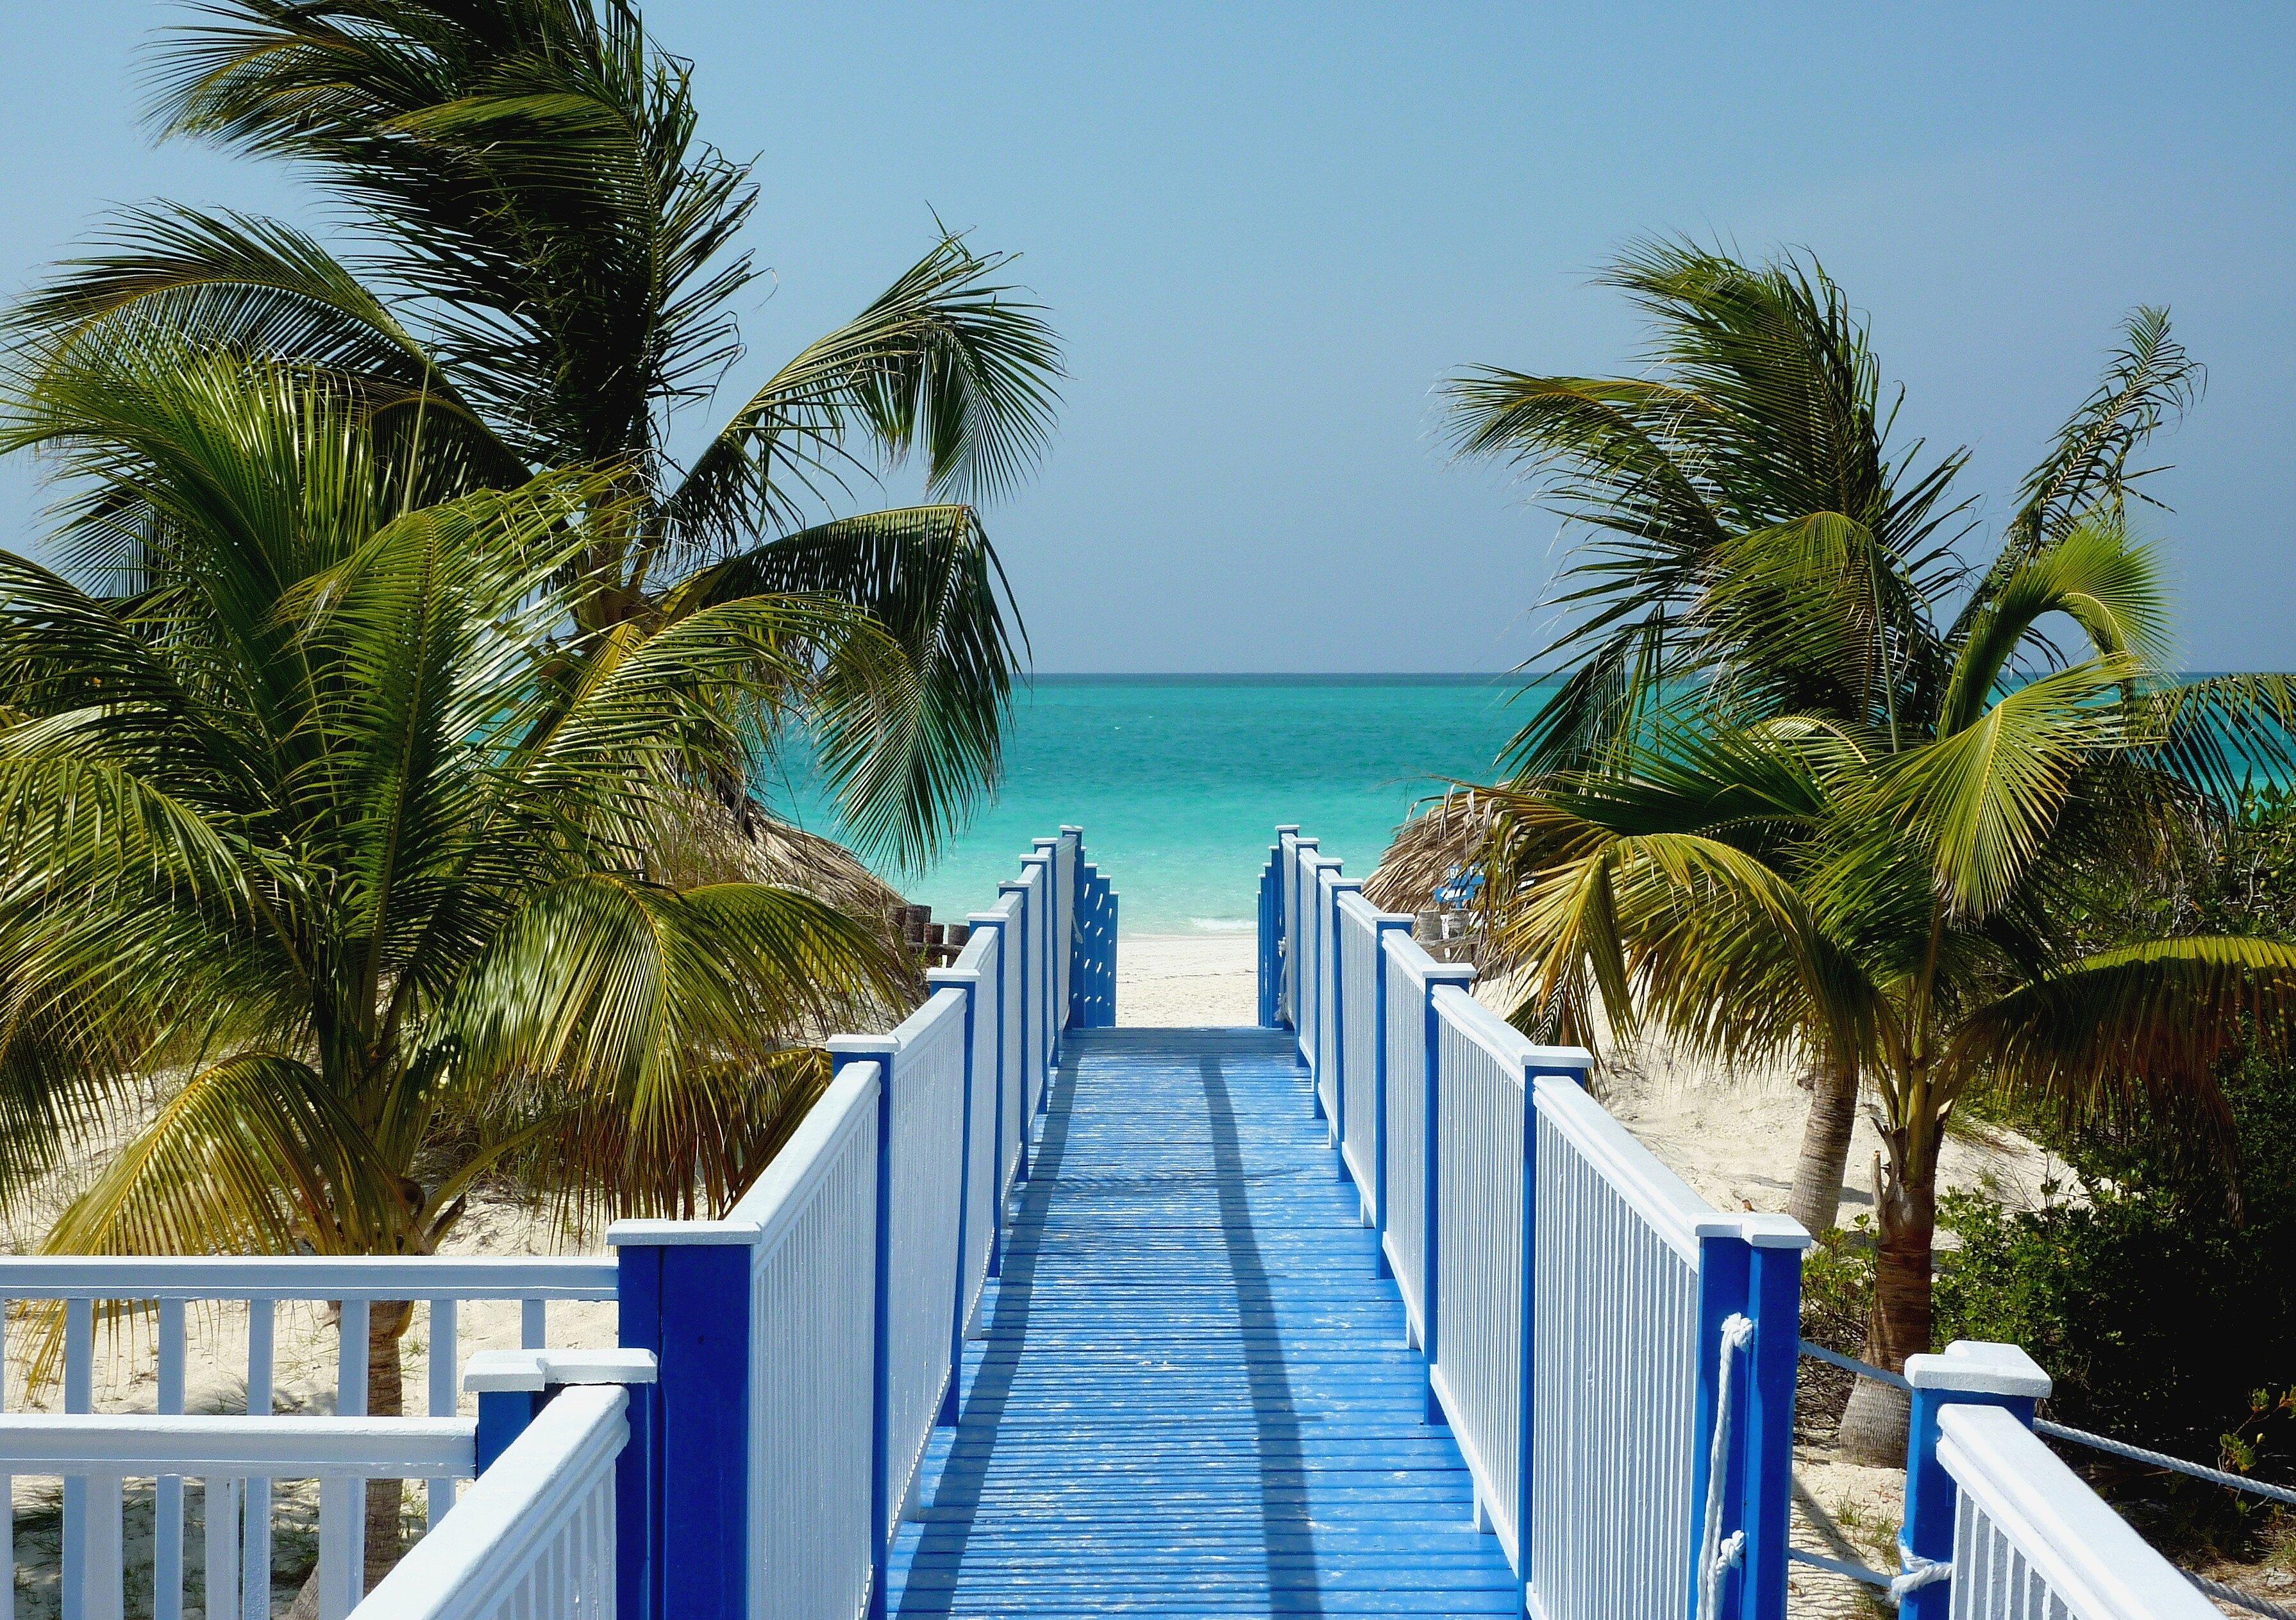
[886, 1026, 1520, 1617]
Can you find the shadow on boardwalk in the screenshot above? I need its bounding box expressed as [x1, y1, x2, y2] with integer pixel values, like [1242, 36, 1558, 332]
[889, 1026, 1517, 1618]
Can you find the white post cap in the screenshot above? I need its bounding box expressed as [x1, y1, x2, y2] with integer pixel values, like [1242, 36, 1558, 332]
[1906, 1339, 2052, 1399]
[464, 1348, 658, 1393]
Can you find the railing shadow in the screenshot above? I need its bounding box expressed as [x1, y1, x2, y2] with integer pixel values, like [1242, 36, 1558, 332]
[892, 1041, 1081, 1614]
[1200, 1047, 1326, 1616]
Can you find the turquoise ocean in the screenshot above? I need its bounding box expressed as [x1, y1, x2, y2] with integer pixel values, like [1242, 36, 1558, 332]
[770, 676, 1541, 935]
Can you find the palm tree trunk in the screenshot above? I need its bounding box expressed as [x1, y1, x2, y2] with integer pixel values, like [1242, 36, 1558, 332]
[1786, 1045, 1859, 1233]
[284, 1300, 414, 1619]
[365, 1300, 414, 1587]
[1836, 1124, 1938, 1464]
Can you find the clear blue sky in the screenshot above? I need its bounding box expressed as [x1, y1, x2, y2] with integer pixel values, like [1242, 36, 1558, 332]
[3, 3, 2291, 671]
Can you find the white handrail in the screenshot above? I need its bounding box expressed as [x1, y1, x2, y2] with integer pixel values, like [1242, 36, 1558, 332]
[1277, 822, 1800, 1620]
[726, 828, 1084, 1620]
[0, 1249, 619, 1606]
[352, 1386, 626, 1620]
[728, 1058, 879, 1250]
[1530, 1060, 1733, 1264]
[0, 1255, 617, 1300]
[1937, 1405, 2219, 1620]
[0, 1413, 475, 1473]
[3, 1412, 478, 1620]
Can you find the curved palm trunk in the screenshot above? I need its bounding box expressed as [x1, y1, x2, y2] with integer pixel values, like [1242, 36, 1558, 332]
[1836, 1121, 1939, 1464]
[1786, 1046, 1860, 1233]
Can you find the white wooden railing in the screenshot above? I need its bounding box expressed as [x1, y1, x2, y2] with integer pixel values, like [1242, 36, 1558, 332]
[1266, 826, 1809, 1620]
[0, 1255, 613, 1620]
[607, 826, 1112, 1620]
[356, 1384, 626, 1620]
[1936, 1405, 2218, 1620]
[0, 1408, 475, 1620]
[1266, 823, 2250, 1620]
[0, 827, 1116, 1620]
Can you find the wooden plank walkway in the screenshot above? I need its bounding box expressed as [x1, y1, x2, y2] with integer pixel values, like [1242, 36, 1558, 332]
[887, 1026, 1520, 1616]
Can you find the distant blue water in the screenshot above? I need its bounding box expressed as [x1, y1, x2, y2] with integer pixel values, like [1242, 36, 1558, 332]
[767, 676, 1539, 934]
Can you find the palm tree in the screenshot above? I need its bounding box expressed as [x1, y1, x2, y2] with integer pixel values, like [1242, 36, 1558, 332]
[1424, 242, 2205, 1233]
[0, 342, 906, 1578]
[14, 0, 1062, 867]
[1417, 246, 2296, 1458]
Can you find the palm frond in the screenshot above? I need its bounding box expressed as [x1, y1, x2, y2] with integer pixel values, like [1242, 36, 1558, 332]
[1873, 655, 2144, 919]
[671, 235, 1062, 558]
[1953, 935, 2296, 1154]
[668, 505, 1021, 867]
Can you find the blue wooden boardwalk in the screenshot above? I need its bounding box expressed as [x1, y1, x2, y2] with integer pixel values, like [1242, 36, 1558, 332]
[887, 1026, 1520, 1616]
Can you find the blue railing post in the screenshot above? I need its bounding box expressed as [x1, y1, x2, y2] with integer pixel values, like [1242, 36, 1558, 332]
[609, 1218, 759, 1620]
[1031, 840, 1060, 1071]
[1257, 851, 1281, 1027]
[1286, 832, 1315, 1033]
[1743, 1215, 1812, 1620]
[1100, 878, 1119, 1024]
[1418, 961, 1477, 1426]
[1328, 876, 1364, 1180]
[828, 1033, 902, 1620]
[927, 965, 980, 1426]
[1069, 863, 1118, 1028]
[1368, 914, 1411, 1276]
[467, 1349, 662, 1620]
[998, 879, 1033, 1182]
[1688, 1221, 1752, 1620]
[967, 911, 1010, 1279]
[1272, 828, 1301, 1028]
[1302, 851, 1339, 1120]
[1900, 1342, 2052, 1620]
[1516, 1049, 1591, 1614]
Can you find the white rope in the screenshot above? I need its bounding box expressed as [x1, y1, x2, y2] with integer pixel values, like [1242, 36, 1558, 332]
[2035, 1417, 2296, 1507]
[1888, 1551, 1951, 1603]
[1696, 1312, 1756, 1620]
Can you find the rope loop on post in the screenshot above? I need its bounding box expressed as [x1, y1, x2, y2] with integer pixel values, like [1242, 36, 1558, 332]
[1888, 1551, 1951, 1602]
[1696, 1312, 1757, 1620]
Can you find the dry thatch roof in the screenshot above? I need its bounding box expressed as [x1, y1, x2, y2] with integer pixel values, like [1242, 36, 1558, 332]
[1362, 787, 1502, 917]
[649, 785, 929, 1011]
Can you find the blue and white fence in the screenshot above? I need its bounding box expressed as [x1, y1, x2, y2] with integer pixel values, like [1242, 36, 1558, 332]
[1266, 824, 2233, 1620]
[0, 827, 1118, 1620]
[1260, 825, 1807, 1620]
[0, 1255, 617, 1620]
[605, 824, 1110, 1620]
